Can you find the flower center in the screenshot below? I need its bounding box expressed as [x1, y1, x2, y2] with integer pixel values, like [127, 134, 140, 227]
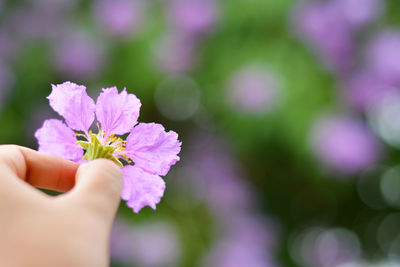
[76, 131, 127, 167]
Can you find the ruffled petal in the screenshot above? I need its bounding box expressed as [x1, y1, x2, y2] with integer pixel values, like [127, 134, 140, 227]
[96, 87, 141, 136]
[125, 123, 182, 176]
[34, 119, 83, 162]
[47, 81, 96, 132]
[121, 165, 166, 213]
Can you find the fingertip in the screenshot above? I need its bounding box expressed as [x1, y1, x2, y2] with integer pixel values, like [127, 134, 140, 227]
[69, 159, 123, 221]
[77, 159, 123, 193]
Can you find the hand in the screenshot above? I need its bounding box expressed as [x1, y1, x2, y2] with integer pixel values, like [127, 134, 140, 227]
[0, 145, 122, 267]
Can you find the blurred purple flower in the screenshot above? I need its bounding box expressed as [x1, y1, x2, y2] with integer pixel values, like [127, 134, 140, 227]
[329, 0, 384, 29]
[153, 32, 197, 73]
[166, 0, 218, 36]
[0, 30, 19, 62]
[110, 220, 134, 264]
[35, 82, 181, 213]
[291, 1, 354, 73]
[311, 115, 381, 174]
[342, 71, 396, 111]
[202, 215, 279, 267]
[182, 131, 281, 265]
[130, 222, 181, 267]
[202, 242, 276, 267]
[0, 61, 14, 107]
[52, 32, 106, 79]
[111, 219, 181, 267]
[29, 0, 77, 12]
[366, 30, 400, 84]
[93, 0, 145, 37]
[226, 65, 281, 115]
[7, 7, 65, 41]
[225, 215, 279, 254]
[188, 132, 255, 219]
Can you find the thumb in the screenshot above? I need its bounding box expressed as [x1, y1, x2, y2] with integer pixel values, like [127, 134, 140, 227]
[69, 159, 123, 223]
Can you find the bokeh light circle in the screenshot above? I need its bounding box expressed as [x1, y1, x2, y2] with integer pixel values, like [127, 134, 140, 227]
[155, 74, 201, 121]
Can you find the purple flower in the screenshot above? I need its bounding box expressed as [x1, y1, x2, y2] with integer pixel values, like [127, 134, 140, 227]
[128, 222, 181, 266]
[7, 6, 65, 41]
[30, 0, 77, 13]
[201, 215, 279, 267]
[52, 32, 106, 79]
[166, 0, 219, 36]
[291, 1, 354, 73]
[329, 0, 384, 29]
[153, 32, 197, 73]
[187, 132, 255, 220]
[110, 220, 134, 264]
[35, 82, 182, 213]
[226, 65, 281, 114]
[202, 242, 276, 267]
[311, 115, 380, 174]
[93, 0, 145, 37]
[342, 71, 396, 111]
[366, 30, 400, 84]
[223, 215, 279, 257]
[110, 219, 181, 266]
[0, 30, 19, 62]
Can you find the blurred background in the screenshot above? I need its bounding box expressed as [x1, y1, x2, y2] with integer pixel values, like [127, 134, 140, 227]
[1, 0, 400, 266]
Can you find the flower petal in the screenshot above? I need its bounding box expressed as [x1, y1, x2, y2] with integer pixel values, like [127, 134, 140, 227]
[34, 119, 83, 162]
[126, 123, 182, 176]
[47, 81, 95, 132]
[121, 165, 166, 213]
[96, 87, 141, 136]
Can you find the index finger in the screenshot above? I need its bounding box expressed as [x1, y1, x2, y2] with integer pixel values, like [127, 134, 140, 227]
[0, 145, 79, 192]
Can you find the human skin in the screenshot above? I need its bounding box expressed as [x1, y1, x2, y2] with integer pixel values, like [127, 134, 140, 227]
[0, 145, 123, 267]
